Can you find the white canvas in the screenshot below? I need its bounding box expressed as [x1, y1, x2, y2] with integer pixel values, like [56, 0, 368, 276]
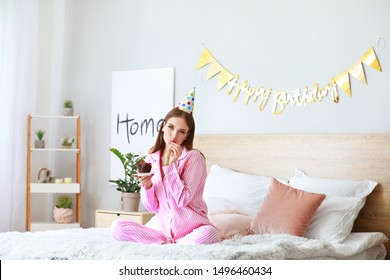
[110, 67, 174, 185]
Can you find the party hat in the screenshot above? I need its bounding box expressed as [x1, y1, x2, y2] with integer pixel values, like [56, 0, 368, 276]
[176, 88, 195, 114]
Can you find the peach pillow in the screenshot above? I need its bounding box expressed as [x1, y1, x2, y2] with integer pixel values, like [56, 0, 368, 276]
[250, 178, 326, 237]
[208, 210, 253, 240]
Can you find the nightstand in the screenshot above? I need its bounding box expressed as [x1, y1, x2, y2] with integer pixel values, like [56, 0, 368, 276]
[95, 210, 154, 227]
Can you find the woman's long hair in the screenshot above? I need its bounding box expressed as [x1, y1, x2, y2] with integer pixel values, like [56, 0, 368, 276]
[149, 107, 195, 154]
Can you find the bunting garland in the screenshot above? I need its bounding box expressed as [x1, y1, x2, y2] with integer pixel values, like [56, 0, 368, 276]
[196, 46, 382, 114]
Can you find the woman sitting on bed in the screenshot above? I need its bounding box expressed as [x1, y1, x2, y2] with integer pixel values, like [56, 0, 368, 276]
[111, 90, 219, 245]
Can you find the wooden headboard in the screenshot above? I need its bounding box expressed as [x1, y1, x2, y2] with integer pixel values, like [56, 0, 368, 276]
[194, 134, 390, 259]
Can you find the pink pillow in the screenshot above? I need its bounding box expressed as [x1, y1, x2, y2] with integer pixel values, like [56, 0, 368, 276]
[250, 178, 326, 237]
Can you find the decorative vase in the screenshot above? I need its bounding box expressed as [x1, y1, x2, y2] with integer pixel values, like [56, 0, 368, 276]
[63, 107, 73, 116]
[53, 207, 74, 223]
[61, 144, 73, 149]
[121, 192, 140, 212]
[35, 140, 45, 149]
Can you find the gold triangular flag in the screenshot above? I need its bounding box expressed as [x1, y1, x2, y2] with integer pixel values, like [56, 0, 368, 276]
[333, 71, 351, 96]
[217, 68, 235, 90]
[360, 48, 382, 72]
[196, 48, 214, 69]
[348, 62, 367, 84]
[206, 60, 222, 80]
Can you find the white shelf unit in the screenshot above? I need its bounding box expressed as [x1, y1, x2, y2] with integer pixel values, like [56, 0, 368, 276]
[27, 114, 81, 231]
[31, 183, 80, 193]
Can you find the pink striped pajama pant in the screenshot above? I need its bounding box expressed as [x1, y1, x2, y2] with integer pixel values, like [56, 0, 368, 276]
[111, 219, 219, 244]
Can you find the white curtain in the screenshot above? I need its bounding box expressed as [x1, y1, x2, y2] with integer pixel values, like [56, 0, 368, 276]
[0, 0, 39, 232]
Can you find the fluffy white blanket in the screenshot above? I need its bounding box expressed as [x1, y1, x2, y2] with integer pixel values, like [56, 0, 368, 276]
[0, 228, 387, 260]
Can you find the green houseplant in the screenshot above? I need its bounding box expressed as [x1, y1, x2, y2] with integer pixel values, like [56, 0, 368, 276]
[53, 195, 73, 223]
[36, 129, 45, 140]
[109, 148, 145, 211]
[34, 129, 45, 148]
[56, 196, 72, 208]
[63, 99, 73, 116]
[64, 99, 73, 108]
[60, 136, 75, 148]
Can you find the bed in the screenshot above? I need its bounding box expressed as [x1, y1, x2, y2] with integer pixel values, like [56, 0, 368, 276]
[0, 134, 389, 260]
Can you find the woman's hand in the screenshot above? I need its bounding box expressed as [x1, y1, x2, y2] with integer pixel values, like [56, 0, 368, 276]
[134, 174, 154, 189]
[168, 142, 182, 164]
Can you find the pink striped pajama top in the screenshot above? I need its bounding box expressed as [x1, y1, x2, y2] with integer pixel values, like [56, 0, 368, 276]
[111, 147, 219, 244]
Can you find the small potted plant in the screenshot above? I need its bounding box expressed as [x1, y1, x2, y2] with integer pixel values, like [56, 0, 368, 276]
[63, 99, 73, 116]
[35, 129, 45, 148]
[109, 147, 145, 212]
[60, 136, 75, 149]
[53, 195, 73, 223]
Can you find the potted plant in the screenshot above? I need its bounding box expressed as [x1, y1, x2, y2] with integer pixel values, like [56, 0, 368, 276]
[60, 136, 75, 148]
[35, 129, 45, 148]
[109, 147, 144, 212]
[53, 195, 74, 223]
[63, 99, 73, 116]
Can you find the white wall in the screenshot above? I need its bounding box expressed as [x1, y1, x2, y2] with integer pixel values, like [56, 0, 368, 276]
[37, 0, 390, 227]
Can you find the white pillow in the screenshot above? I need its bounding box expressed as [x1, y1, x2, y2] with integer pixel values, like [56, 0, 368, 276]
[204, 197, 254, 215]
[289, 169, 377, 243]
[289, 169, 377, 198]
[305, 196, 366, 243]
[203, 165, 274, 216]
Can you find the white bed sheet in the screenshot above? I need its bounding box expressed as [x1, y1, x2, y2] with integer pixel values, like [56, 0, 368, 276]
[0, 228, 387, 260]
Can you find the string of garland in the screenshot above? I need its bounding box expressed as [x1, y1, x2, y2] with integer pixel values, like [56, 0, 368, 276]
[196, 43, 383, 114]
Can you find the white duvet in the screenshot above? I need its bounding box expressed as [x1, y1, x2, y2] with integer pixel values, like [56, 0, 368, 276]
[0, 228, 387, 260]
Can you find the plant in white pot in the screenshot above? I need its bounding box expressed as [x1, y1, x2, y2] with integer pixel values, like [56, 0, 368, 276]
[35, 129, 45, 148]
[63, 99, 73, 116]
[60, 136, 75, 149]
[53, 195, 74, 223]
[109, 148, 144, 212]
